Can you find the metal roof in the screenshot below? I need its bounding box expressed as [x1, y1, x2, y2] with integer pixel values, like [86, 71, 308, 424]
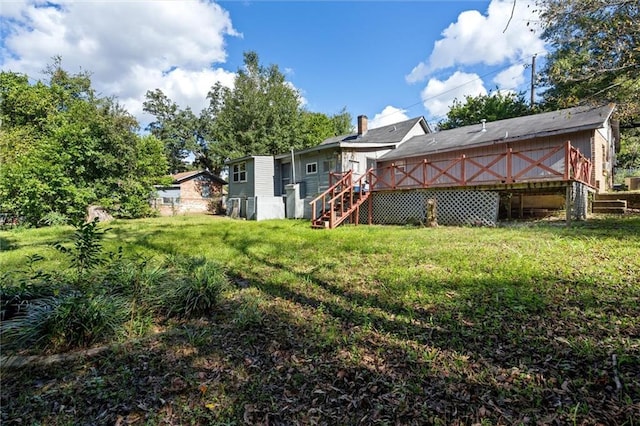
[380, 104, 616, 162]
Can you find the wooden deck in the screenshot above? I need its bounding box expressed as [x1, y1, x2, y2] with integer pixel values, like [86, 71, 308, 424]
[371, 141, 593, 191]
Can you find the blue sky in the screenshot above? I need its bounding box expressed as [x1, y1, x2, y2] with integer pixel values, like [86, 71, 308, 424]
[0, 0, 546, 130]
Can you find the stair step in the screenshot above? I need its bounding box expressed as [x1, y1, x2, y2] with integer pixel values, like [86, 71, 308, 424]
[593, 207, 626, 214]
[593, 200, 627, 208]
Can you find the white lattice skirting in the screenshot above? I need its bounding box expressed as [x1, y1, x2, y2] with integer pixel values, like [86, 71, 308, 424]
[570, 182, 589, 220]
[359, 189, 500, 226]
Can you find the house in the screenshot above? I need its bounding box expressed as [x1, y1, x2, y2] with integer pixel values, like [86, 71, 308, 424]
[226, 115, 431, 220]
[363, 103, 619, 226]
[153, 170, 227, 216]
[228, 104, 618, 228]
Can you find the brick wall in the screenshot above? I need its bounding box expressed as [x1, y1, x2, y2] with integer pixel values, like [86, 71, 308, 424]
[156, 175, 224, 216]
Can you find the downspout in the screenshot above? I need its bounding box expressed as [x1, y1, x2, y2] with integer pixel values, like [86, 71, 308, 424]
[291, 148, 296, 183]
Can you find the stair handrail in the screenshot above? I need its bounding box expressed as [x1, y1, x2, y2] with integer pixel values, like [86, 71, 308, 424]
[310, 170, 353, 225]
[310, 168, 375, 228]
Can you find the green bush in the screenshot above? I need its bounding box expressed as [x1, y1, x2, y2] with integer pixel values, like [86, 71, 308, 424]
[1, 292, 130, 351]
[150, 257, 229, 318]
[54, 218, 109, 276]
[39, 211, 69, 226]
[0, 254, 57, 321]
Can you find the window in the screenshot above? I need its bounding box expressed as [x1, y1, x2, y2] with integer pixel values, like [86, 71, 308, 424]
[162, 197, 180, 205]
[306, 162, 317, 175]
[232, 162, 247, 182]
[201, 185, 211, 198]
[322, 159, 335, 173]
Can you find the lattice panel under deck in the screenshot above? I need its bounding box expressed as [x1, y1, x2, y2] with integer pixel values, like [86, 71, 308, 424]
[360, 189, 500, 226]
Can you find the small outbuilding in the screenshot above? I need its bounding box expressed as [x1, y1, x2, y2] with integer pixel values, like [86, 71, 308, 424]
[153, 170, 227, 216]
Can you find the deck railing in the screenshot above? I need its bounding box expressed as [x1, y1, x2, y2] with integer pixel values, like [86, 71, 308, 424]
[370, 141, 594, 191]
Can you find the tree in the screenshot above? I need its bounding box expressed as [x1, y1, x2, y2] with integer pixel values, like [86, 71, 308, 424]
[143, 52, 355, 174]
[437, 91, 532, 130]
[617, 128, 640, 171]
[143, 89, 198, 174]
[206, 51, 304, 160]
[537, 0, 640, 122]
[0, 61, 168, 225]
[298, 108, 354, 148]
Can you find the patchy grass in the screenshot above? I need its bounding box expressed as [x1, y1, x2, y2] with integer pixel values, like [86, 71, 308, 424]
[1, 214, 639, 425]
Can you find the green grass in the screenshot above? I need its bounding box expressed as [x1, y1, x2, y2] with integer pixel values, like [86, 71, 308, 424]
[1, 214, 639, 425]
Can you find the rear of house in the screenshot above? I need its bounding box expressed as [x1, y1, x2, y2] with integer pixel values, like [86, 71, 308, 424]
[226, 115, 431, 220]
[367, 104, 618, 225]
[226, 156, 285, 220]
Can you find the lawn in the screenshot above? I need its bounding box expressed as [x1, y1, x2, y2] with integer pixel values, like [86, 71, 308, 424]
[1, 215, 639, 425]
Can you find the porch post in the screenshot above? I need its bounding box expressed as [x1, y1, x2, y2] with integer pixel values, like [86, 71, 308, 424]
[519, 194, 524, 219]
[565, 184, 572, 226]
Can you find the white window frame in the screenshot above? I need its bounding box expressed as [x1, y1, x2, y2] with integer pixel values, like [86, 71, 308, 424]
[232, 162, 247, 183]
[306, 162, 318, 175]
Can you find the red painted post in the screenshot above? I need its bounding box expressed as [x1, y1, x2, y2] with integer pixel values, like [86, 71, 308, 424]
[461, 154, 466, 185]
[391, 163, 396, 189]
[506, 148, 513, 183]
[564, 140, 571, 180]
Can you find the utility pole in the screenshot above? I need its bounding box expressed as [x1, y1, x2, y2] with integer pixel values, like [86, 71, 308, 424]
[530, 54, 537, 108]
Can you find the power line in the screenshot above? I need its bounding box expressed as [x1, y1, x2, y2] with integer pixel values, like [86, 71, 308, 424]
[376, 51, 547, 122]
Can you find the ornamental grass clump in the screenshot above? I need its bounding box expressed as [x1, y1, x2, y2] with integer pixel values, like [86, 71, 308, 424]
[1, 293, 130, 352]
[150, 256, 230, 318]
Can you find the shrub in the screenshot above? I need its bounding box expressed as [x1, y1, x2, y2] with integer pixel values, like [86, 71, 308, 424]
[39, 211, 69, 226]
[1, 292, 130, 351]
[54, 218, 109, 277]
[0, 254, 57, 321]
[149, 257, 229, 318]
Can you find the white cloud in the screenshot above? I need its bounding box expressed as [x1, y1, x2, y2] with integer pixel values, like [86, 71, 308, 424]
[420, 71, 487, 119]
[406, 0, 544, 83]
[0, 0, 240, 124]
[493, 63, 526, 90]
[284, 81, 307, 107]
[369, 106, 410, 129]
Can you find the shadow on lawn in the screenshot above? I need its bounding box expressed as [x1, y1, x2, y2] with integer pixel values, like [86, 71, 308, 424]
[2, 268, 638, 425]
[7, 220, 633, 424]
[216, 229, 639, 420]
[0, 236, 18, 251]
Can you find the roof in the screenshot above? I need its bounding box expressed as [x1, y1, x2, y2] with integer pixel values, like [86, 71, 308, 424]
[274, 116, 431, 159]
[380, 104, 616, 162]
[323, 116, 430, 145]
[225, 155, 274, 164]
[171, 170, 227, 185]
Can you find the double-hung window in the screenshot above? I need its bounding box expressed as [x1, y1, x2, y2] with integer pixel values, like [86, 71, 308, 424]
[232, 163, 247, 182]
[306, 162, 317, 175]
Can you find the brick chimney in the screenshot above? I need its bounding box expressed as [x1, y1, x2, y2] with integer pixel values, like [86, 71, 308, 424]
[357, 115, 368, 136]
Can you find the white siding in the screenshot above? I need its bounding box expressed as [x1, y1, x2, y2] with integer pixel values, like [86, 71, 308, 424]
[253, 156, 276, 197]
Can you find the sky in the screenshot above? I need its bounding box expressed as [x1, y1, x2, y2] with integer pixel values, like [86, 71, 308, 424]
[0, 0, 547, 131]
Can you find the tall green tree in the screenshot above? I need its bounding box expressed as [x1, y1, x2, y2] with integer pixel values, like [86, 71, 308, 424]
[205, 51, 304, 160]
[0, 61, 168, 225]
[143, 52, 354, 174]
[537, 0, 640, 121]
[143, 89, 199, 174]
[437, 91, 531, 130]
[298, 108, 354, 147]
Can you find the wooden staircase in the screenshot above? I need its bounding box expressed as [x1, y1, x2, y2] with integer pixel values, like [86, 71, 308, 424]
[592, 198, 627, 214]
[310, 169, 373, 229]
